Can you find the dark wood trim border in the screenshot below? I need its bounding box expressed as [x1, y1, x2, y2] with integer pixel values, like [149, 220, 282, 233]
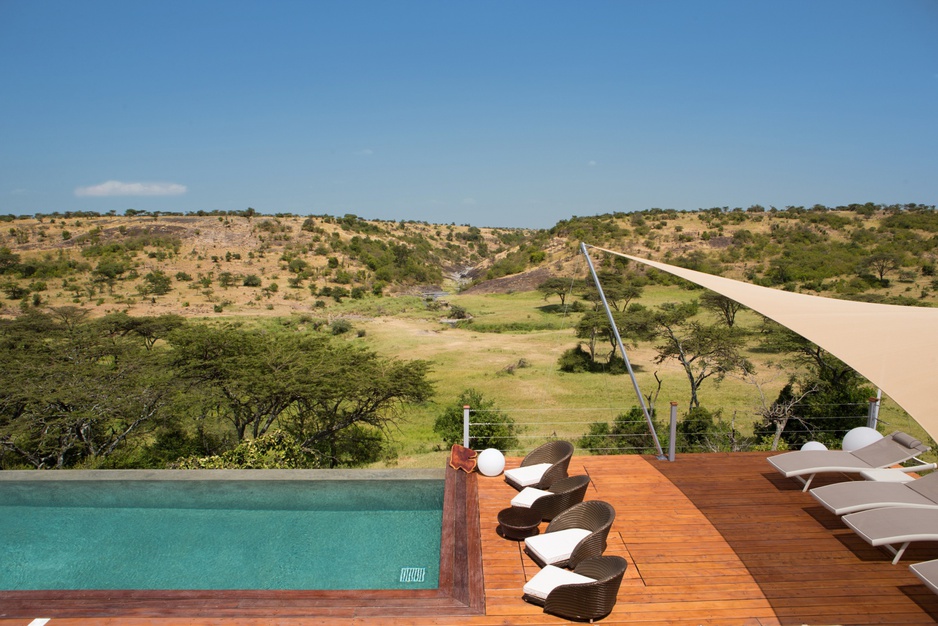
[0, 466, 484, 619]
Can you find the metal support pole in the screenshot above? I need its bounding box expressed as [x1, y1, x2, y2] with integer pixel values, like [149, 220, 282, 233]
[581, 242, 665, 459]
[669, 402, 678, 462]
[463, 405, 471, 448]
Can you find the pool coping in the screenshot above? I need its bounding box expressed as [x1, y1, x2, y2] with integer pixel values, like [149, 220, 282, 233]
[0, 468, 445, 481]
[0, 466, 485, 619]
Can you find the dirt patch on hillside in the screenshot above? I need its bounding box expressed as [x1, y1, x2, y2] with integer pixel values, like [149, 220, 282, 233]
[460, 267, 552, 295]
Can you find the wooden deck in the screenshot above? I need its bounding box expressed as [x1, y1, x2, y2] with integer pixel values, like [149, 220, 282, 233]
[3, 452, 938, 624]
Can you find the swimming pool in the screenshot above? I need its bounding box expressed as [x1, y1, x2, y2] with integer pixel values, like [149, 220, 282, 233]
[0, 469, 444, 591]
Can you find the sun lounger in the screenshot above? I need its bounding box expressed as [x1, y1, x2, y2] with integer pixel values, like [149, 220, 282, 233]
[504, 440, 574, 491]
[524, 500, 615, 568]
[910, 559, 938, 595]
[811, 471, 938, 516]
[767, 431, 931, 491]
[522, 556, 627, 622]
[841, 506, 938, 564]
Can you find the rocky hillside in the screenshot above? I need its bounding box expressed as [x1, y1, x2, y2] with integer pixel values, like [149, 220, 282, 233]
[1, 203, 936, 318]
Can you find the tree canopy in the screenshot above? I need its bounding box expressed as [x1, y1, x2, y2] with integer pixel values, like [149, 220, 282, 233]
[0, 311, 433, 469]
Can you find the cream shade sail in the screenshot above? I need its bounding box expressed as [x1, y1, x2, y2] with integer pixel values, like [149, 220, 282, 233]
[589, 246, 938, 443]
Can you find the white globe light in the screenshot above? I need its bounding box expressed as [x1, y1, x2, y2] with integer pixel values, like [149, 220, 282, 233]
[477, 448, 506, 477]
[842, 427, 883, 452]
[801, 441, 828, 451]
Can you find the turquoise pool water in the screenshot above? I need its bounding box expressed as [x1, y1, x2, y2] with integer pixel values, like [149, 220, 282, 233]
[0, 478, 443, 591]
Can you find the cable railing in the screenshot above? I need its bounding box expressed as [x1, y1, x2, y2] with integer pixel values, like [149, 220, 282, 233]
[462, 398, 918, 460]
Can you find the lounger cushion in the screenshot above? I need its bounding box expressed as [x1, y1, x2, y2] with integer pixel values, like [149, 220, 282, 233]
[908, 473, 938, 501]
[511, 487, 552, 509]
[843, 507, 938, 548]
[522, 564, 595, 601]
[768, 450, 871, 477]
[811, 479, 938, 516]
[911, 559, 938, 595]
[853, 433, 926, 466]
[524, 527, 592, 565]
[504, 463, 553, 488]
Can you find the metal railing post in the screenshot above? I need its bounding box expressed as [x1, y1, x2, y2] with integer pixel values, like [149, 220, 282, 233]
[669, 402, 678, 462]
[463, 405, 471, 448]
[867, 396, 880, 430]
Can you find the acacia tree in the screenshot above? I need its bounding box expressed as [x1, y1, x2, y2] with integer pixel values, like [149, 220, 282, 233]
[652, 301, 752, 410]
[536, 277, 574, 307]
[580, 271, 646, 311]
[754, 318, 873, 445]
[699, 291, 745, 328]
[168, 326, 331, 442]
[168, 324, 433, 468]
[573, 305, 655, 365]
[864, 246, 904, 282]
[0, 310, 178, 468]
[286, 341, 433, 467]
[96, 312, 185, 351]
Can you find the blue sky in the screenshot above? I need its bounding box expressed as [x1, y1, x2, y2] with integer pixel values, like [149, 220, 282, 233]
[1, 0, 936, 229]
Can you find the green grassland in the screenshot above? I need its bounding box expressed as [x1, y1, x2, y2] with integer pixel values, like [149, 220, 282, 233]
[321, 285, 930, 469]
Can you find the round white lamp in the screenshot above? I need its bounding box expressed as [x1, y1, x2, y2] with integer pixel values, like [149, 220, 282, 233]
[842, 426, 882, 452]
[800, 441, 828, 451]
[477, 448, 506, 477]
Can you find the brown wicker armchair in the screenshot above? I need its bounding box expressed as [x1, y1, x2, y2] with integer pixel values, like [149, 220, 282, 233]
[524, 500, 615, 568]
[518, 474, 591, 521]
[504, 440, 574, 491]
[523, 555, 628, 622]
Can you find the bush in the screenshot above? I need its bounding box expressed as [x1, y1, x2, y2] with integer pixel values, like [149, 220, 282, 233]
[171, 431, 312, 469]
[141, 270, 172, 295]
[243, 274, 262, 287]
[558, 345, 628, 374]
[434, 389, 520, 452]
[558, 345, 592, 372]
[677, 406, 720, 451]
[449, 304, 470, 319]
[330, 318, 352, 335]
[578, 407, 661, 454]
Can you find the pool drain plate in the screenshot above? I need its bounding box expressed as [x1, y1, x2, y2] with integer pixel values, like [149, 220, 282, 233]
[399, 567, 426, 583]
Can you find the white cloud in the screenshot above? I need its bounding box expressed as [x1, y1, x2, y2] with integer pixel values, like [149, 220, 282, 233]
[462, 197, 477, 206]
[588, 160, 598, 167]
[74, 180, 187, 197]
[355, 148, 374, 156]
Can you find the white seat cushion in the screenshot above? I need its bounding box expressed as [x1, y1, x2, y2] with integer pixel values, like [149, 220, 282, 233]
[504, 463, 553, 487]
[511, 487, 551, 508]
[522, 564, 595, 601]
[524, 527, 592, 565]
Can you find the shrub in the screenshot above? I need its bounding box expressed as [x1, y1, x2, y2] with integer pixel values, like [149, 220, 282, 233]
[578, 407, 661, 455]
[171, 431, 312, 469]
[330, 318, 352, 335]
[141, 270, 172, 295]
[449, 304, 470, 319]
[243, 274, 262, 287]
[677, 406, 719, 450]
[558, 345, 592, 372]
[434, 389, 520, 452]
